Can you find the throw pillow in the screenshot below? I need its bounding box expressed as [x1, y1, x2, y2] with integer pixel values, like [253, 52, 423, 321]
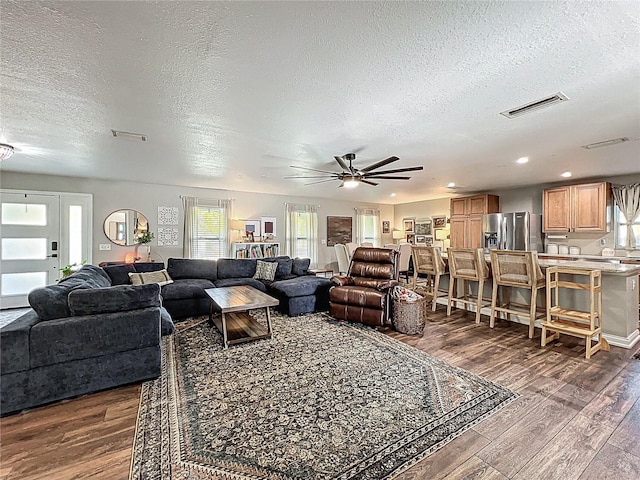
[292, 257, 311, 276]
[253, 260, 278, 281]
[129, 269, 174, 287]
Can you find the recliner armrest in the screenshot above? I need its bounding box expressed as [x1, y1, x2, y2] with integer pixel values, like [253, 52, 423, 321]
[330, 275, 354, 286]
[375, 279, 399, 291]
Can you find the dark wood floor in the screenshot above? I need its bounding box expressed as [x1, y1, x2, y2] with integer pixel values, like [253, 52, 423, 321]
[2, 307, 640, 479]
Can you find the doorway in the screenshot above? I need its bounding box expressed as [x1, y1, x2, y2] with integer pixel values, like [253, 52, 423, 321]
[0, 191, 92, 308]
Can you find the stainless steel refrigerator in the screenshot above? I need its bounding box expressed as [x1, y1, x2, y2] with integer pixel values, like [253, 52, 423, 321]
[482, 212, 542, 252]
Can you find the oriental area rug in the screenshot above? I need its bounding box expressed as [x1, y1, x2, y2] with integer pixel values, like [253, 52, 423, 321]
[130, 312, 517, 479]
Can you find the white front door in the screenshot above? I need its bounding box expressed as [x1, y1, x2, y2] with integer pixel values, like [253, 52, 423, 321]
[1, 193, 60, 308]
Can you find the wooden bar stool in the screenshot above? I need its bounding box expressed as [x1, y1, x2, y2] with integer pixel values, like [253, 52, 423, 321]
[541, 266, 610, 359]
[411, 246, 448, 311]
[446, 248, 490, 324]
[489, 250, 546, 339]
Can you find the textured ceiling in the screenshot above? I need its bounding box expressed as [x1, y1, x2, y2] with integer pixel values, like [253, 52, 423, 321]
[1, 1, 639, 204]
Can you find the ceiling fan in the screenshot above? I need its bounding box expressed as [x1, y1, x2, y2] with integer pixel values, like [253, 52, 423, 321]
[284, 153, 424, 188]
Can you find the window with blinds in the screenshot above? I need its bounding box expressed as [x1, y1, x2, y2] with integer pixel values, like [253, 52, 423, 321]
[193, 204, 228, 259]
[615, 206, 640, 249]
[295, 211, 311, 258]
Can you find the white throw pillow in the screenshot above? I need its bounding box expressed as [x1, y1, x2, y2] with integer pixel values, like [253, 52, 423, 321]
[253, 260, 277, 281]
[129, 269, 174, 287]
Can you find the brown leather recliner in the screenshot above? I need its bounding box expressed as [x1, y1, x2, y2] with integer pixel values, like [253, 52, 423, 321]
[329, 247, 399, 327]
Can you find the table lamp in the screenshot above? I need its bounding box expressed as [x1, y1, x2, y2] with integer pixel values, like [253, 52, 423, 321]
[392, 230, 405, 244]
[230, 219, 245, 242]
[435, 228, 450, 250]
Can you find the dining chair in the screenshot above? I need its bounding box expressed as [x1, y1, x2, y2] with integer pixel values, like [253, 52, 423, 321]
[397, 242, 413, 284]
[334, 243, 350, 275]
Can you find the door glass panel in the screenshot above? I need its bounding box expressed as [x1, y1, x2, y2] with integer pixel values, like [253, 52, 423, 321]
[69, 205, 83, 264]
[2, 238, 47, 260]
[1, 203, 47, 226]
[1, 272, 48, 295]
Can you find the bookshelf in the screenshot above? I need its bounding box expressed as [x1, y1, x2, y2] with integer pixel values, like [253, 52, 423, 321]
[231, 242, 280, 259]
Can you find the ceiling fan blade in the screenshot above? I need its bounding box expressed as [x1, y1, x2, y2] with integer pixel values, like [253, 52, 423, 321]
[304, 178, 341, 186]
[363, 166, 424, 176]
[284, 175, 336, 179]
[360, 179, 379, 186]
[334, 155, 349, 171]
[289, 165, 339, 175]
[362, 175, 412, 180]
[359, 156, 399, 173]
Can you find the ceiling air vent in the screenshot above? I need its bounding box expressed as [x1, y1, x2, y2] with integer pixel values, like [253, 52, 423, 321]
[582, 137, 629, 149]
[500, 92, 569, 119]
[111, 129, 147, 142]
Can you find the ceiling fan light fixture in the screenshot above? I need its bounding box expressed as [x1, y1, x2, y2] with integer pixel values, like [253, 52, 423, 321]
[343, 178, 360, 188]
[0, 143, 15, 161]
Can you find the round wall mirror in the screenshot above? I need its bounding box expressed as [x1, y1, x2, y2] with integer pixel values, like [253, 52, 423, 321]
[103, 209, 149, 246]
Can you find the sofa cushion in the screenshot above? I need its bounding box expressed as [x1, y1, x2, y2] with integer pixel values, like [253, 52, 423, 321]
[254, 260, 278, 281]
[129, 269, 173, 287]
[0, 310, 41, 375]
[28, 264, 111, 320]
[167, 258, 217, 281]
[216, 258, 257, 279]
[133, 262, 166, 273]
[161, 278, 215, 301]
[68, 284, 161, 316]
[214, 277, 267, 292]
[102, 264, 136, 285]
[160, 307, 175, 336]
[29, 307, 161, 368]
[292, 258, 311, 276]
[270, 276, 332, 297]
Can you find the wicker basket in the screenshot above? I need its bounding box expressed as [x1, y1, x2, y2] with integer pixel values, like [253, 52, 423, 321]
[392, 296, 428, 335]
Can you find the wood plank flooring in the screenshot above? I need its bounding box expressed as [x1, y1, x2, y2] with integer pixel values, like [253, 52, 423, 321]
[2, 307, 640, 479]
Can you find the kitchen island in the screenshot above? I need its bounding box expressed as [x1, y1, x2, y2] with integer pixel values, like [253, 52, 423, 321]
[437, 253, 640, 349]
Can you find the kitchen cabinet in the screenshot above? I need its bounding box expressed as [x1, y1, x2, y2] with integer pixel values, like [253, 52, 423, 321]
[543, 182, 610, 232]
[449, 194, 500, 248]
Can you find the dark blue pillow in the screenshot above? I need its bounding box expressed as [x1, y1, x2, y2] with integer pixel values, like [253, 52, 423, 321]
[292, 258, 311, 276]
[102, 264, 135, 285]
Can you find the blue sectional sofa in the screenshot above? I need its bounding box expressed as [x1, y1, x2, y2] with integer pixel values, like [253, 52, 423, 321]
[1, 256, 330, 416]
[104, 256, 332, 319]
[0, 265, 174, 416]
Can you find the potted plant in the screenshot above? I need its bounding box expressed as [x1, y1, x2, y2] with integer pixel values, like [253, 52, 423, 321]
[135, 231, 154, 261]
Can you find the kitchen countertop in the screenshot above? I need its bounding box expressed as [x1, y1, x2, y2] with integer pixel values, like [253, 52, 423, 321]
[538, 252, 640, 262]
[537, 258, 640, 276]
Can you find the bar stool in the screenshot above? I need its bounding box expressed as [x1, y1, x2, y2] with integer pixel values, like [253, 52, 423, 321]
[489, 250, 546, 339]
[447, 248, 490, 324]
[541, 266, 610, 359]
[411, 246, 448, 311]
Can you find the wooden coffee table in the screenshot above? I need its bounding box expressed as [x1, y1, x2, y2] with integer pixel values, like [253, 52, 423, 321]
[205, 285, 279, 349]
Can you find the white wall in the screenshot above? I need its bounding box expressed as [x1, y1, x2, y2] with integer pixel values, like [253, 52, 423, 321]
[0, 172, 394, 270]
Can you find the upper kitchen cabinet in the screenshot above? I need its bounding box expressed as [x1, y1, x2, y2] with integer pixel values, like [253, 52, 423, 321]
[449, 194, 500, 248]
[543, 182, 610, 232]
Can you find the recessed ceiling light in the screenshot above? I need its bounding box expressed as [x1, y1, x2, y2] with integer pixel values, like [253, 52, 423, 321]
[561, 171, 572, 178]
[447, 182, 456, 188]
[390, 193, 396, 197]
[516, 157, 529, 164]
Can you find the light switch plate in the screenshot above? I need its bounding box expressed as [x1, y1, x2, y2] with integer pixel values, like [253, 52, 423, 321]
[99, 244, 111, 251]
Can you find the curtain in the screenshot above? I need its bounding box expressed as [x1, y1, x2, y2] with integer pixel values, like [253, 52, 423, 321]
[355, 207, 381, 246]
[182, 196, 198, 258]
[612, 183, 640, 248]
[284, 203, 318, 267]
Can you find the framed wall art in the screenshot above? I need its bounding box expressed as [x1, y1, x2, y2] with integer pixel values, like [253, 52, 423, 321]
[406, 233, 416, 244]
[415, 218, 432, 236]
[261, 216, 276, 239]
[382, 220, 390, 234]
[432, 215, 447, 229]
[243, 219, 261, 240]
[402, 217, 415, 233]
[327, 216, 353, 246]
